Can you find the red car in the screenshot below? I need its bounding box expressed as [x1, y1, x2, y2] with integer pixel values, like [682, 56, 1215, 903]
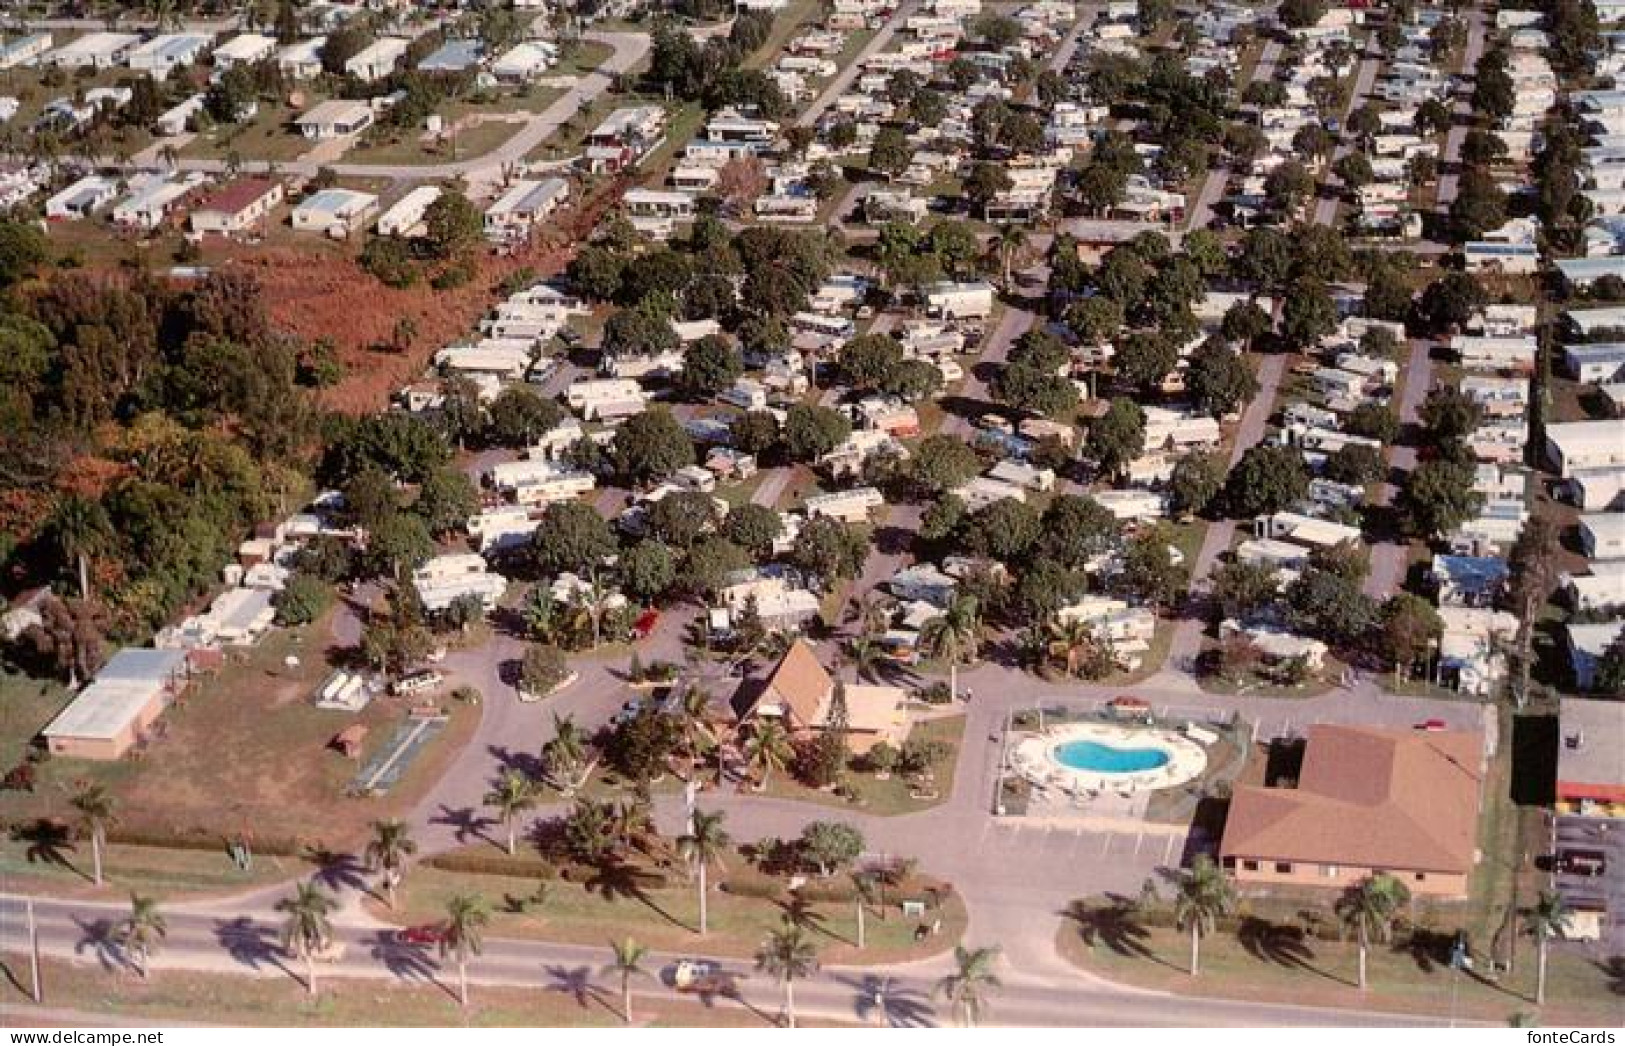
[632, 609, 660, 639]
[1414, 718, 1448, 731]
[395, 924, 444, 946]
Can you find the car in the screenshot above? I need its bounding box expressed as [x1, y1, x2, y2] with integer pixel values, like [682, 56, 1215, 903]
[395, 924, 443, 946]
[671, 959, 734, 994]
[632, 609, 660, 639]
[1414, 718, 1448, 731]
[612, 699, 645, 726]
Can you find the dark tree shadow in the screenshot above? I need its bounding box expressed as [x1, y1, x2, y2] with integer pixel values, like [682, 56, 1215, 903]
[1236, 916, 1345, 984]
[1061, 897, 1174, 968]
[13, 820, 82, 878]
[1594, 956, 1625, 996]
[366, 929, 444, 990]
[213, 916, 289, 976]
[0, 956, 30, 996]
[584, 858, 690, 932]
[777, 894, 846, 944]
[837, 973, 938, 1027]
[72, 916, 128, 973]
[1396, 927, 1453, 973]
[431, 805, 499, 848]
[544, 963, 618, 1018]
[487, 744, 546, 780]
[305, 847, 370, 895]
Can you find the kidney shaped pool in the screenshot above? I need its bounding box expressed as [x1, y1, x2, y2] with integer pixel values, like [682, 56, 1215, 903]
[1052, 739, 1171, 774]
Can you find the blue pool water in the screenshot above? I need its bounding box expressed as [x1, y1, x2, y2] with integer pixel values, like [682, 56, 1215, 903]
[1053, 740, 1170, 774]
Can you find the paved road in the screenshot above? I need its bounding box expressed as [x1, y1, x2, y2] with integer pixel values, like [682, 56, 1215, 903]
[1185, 39, 1282, 232]
[0, 893, 1471, 1027]
[107, 32, 648, 182]
[797, 0, 922, 128]
[1362, 337, 1434, 600]
[1434, 8, 1490, 210]
[1311, 41, 1384, 227]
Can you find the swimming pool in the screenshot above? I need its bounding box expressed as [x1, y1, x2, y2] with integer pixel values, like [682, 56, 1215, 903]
[1053, 739, 1171, 774]
[1010, 722, 1208, 796]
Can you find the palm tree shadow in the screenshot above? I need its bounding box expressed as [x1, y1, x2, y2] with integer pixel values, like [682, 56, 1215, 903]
[1396, 926, 1452, 974]
[13, 820, 85, 880]
[431, 805, 499, 849]
[584, 858, 691, 933]
[213, 916, 290, 977]
[777, 895, 848, 945]
[72, 916, 128, 974]
[1236, 916, 1346, 986]
[305, 847, 369, 895]
[1061, 897, 1179, 970]
[1594, 956, 1625, 995]
[544, 963, 618, 1018]
[0, 957, 29, 997]
[366, 929, 444, 991]
[837, 973, 938, 1027]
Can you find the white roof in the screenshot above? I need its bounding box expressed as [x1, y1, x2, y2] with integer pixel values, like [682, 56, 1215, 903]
[43, 648, 186, 741]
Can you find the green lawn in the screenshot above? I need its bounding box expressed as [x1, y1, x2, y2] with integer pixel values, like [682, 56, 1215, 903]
[757, 715, 965, 816]
[0, 953, 795, 1027]
[382, 855, 966, 965]
[0, 611, 479, 854]
[182, 103, 314, 163]
[0, 671, 70, 772]
[0, 840, 292, 901]
[1056, 902, 1621, 1027]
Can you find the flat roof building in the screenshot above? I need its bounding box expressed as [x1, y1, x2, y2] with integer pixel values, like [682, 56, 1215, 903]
[42, 648, 190, 761]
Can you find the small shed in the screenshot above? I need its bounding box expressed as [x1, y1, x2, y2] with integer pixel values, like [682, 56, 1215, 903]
[331, 724, 368, 759]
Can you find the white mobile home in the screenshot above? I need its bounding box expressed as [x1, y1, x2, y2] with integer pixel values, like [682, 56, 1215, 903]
[48, 32, 138, 69]
[484, 178, 569, 244]
[376, 185, 442, 238]
[128, 33, 213, 80]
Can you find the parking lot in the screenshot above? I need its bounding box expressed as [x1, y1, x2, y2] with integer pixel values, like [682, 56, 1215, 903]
[1553, 814, 1625, 953]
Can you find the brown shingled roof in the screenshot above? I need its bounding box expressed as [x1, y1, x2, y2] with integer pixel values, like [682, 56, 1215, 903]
[196, 177, 279, 215]
[1221, 724, 1484, 875]
[742, 639, 831, 730]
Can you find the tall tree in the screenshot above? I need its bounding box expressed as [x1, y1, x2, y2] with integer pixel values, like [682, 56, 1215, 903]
[1505, 518, 1560, 707]
[440, 892, 490, 1008]
[1335, 873, 1410, 990]
[934, 945, 1003, 1027]
[756, 924, 819, 1028]
[677, 809, 730, 936]
[1171, 855, 1234, 976]
[48, 496, 111, 599]
[116, 893, 166, 978]
[276, 883, 337, 997]
[70, 783, 116, 886]
[743, 719, 793, 791]
[364, 819, 417, 910]
[484, 769, 537, 855]
[604, 937, 651, 1025]
[1523, 890, 1569, 1006]
[919, 595, 982, 700]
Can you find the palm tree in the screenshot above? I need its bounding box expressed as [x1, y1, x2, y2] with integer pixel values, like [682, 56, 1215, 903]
[440, 892, 490, 1008]
[1334, 873, 1410, 990]
[847, 636, 884, 682]
[1523, 890, 1569, 1006]
[484, 769, 536, 855]
[755, 924, 819, 1029]
[116, 893, 166, 978]
[851, 871, 882, 949]
[603, 936, 650, 1025]
[995, 224, 1027, 292]
[364, 819, 417, 910]
[743, 719, 793, 791]
[276, 883, 337, 997]
[49, 495, 111, 600]
[69, 783, 116, 886]
[543, 712, 589, 790]
[1172, 855, 1235, 976]
[935, 944, 1002, 1027]
[677, 808, 730, 935]
[1046, 617, 1103, 678]
[673, 686, 717, 773]
[919, 595, 981, 700]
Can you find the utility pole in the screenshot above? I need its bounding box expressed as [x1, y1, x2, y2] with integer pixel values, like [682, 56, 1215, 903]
[27, 896, 41, 1003]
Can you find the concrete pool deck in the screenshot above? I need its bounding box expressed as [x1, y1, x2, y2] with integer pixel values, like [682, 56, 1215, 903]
[1010, 722, 1208, 799]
